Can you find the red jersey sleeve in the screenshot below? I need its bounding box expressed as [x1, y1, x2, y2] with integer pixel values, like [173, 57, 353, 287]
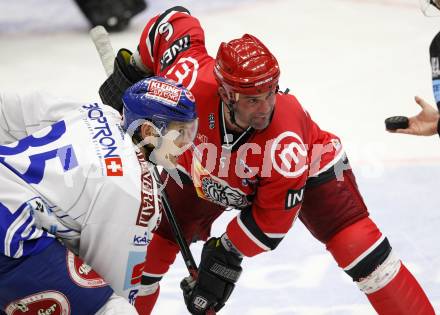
[137, 6, 208, 76]
[306, 116, 346, 180]
[226, 173, 306, 257]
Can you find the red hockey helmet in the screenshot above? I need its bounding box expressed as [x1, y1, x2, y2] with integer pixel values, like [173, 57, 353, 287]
[214, 34, 280, 97]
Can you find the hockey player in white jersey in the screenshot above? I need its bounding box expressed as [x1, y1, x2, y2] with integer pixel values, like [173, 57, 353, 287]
[0, 76, 198, 314]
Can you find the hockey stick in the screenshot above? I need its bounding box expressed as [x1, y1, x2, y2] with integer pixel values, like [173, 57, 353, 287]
[89, 26, 216, 315]
[151, 168, 199, 276]
[90, 26, 115, 76]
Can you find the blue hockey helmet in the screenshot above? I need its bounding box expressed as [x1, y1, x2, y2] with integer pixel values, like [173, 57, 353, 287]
[122, 76, 197, 132]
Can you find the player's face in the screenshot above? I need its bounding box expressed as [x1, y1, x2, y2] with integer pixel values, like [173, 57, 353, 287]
[140, 119, 198, 167]
[234, 88, 277, 130]
[166, 119, 199, 149]
[160, 119, 199, 166]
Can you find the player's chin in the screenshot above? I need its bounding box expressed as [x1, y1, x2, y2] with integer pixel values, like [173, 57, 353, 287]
[251, 116, 271, 130]
[158, 154, 179, 169]
[167, 154, 179, 166]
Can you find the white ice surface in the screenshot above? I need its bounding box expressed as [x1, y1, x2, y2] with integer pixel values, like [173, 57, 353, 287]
[1, 0, 439, 314]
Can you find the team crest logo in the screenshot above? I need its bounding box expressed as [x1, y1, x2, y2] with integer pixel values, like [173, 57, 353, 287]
[166, 57, 199, 90]
[201, 177, 248, 208]
[270, 131, 308, 178]
[4, 291, 70, 315]
[66, 251, 107, 288]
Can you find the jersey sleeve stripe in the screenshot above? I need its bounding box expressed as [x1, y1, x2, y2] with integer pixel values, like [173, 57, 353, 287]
[145, 23, 155, 62]
[264, 232, 286, 238]
[226, 217, 266, 257]
[20, 219, 36, 239]
[346, 237, 392, 282]
[13, 215, 39, 258]
[306, 154, 349, 188]
[4, 206, 33, 257]
[240, 209, 285, 250]
[344, 234, 387, 271]
[313, 150, 347, 177]
[2, 201, 50, 258]
[13, 238, 24, 258]
[141, 271, 165, 278]
[26, 226, 44, 241]
[236, 213, 271, 251]
[146, 6, 191, 62]
[141, 272, 164, 285]
[226, 209, 289, 257]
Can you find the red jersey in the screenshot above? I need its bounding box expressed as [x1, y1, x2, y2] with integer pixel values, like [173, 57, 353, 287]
[137, 7, 345, 257]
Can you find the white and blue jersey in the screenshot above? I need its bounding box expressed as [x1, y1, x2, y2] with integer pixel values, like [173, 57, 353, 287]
[0, 92, 162, 300]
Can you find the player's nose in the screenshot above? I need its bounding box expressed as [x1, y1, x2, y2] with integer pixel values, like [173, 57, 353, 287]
[256, 99, 273, 116]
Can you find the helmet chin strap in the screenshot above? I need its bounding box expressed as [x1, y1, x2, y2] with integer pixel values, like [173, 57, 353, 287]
[223, 92, 248, 132]
[225, 101, 249, 132]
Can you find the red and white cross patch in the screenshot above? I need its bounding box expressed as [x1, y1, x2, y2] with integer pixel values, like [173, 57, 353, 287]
[104, 157, 123, 176]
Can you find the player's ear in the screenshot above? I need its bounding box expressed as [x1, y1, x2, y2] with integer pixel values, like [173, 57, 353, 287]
[218, 86, 229, 103]
[139, 123, 160, 148]
[140, 123, 157, 139]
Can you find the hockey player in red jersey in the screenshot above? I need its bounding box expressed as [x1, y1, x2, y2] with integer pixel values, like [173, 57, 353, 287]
[99, 6, 436, 315]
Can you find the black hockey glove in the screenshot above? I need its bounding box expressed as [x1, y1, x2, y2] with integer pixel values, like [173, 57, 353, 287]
[99, 48, 150, 113]
[180, 237, 243, 314]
